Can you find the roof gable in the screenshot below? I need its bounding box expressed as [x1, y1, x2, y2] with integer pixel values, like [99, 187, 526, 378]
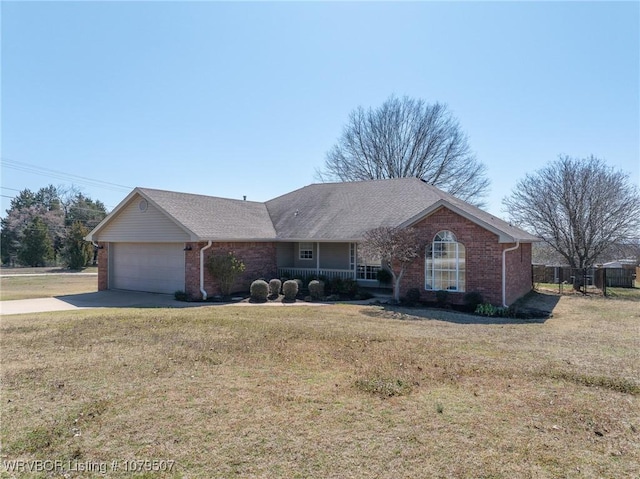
[94, 192, 192, 242]
[87, 187, 277, 242]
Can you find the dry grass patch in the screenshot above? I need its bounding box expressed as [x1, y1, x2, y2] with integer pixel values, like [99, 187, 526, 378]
[1, 295, 638, 478]
[0, 275, 97, 301]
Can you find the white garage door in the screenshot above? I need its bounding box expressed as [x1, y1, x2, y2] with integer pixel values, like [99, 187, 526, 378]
[110, 243, 185, 294]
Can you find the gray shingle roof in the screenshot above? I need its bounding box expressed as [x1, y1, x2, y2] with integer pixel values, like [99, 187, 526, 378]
[89, 179, 538, 243]
[265, 178, 539, 242]
[138, 188, 277, 240]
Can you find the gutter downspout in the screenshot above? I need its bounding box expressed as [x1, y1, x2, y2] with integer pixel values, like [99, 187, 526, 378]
[200, 240, 213, 300]
[502, 239, 520, 307]
[91, 240, 104, 267]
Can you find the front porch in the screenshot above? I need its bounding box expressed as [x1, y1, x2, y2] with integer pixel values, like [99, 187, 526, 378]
[278, 266, 356, 281]
[276, 241, 387, 286]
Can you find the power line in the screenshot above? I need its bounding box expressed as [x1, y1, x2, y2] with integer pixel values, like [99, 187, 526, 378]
[1, 157, 133, 192]
[1, 192, 116, 211]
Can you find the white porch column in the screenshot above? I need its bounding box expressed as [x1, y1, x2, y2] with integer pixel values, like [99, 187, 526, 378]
[316, 242, 320, 275]
[353, 243, 357, 279]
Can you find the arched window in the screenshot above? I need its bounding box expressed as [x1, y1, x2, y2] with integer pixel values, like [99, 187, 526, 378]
[425, 231, 465, 292]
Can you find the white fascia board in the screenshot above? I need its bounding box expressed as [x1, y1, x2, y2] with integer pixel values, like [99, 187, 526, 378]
[201, 237, 279, 242]
[273, 238, 361, 243]
[84, 187, 199, 242]
[399, 200, 533, 243]
[84, 188, 141, 241]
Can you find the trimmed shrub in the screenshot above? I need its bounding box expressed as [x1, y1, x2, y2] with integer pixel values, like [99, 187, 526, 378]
[300, 275, 316, 289]
[308, 280, 325, 300]
[376, 268, 393, 285]
[206, 252, 245, 298]
[174, 290, 188, 302]
[435, 290, 449, 307]
[342, 279, 359, 297]
[250, 280, 269, 302]
[268, 278, 282, 297]
[325, 277, 343, 295]
[294, 278, 304, 291]
[404, 288, 421, 306]
[283, 280, 299, 301]
[463, 291, 484, 312]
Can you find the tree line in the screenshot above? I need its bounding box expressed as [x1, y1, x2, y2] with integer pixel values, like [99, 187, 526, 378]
[0, 185, 108, 269]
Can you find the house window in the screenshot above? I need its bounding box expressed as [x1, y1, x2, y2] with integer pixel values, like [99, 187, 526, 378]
[425, 230, 465, 292]
[299, 242, 313, 260]
[356, 248, 381, 280]
[357, 264, 381, 280]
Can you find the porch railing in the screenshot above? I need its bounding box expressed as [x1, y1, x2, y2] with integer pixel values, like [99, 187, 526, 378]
[278, 267, 355, 281]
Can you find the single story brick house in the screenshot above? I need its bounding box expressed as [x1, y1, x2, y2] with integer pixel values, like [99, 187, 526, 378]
[86, 178, 539, 305]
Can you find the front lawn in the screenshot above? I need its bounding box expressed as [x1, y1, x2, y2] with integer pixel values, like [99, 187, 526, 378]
[1, 296, 638, 477]
[0, 274, 98, 301]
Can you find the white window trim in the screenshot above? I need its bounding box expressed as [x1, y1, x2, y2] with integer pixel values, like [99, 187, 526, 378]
[356, 252, 382, 281]
[299, 242, 314, 261]
[425, 231, 465, 292]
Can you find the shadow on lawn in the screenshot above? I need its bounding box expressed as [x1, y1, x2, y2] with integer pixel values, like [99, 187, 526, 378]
[55, 291, 205, 309]
[360, 291, 560, 325]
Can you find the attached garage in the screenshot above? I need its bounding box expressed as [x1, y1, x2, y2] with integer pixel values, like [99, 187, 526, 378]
[110, 243, 185, 294]
[87, 187, 279, 299]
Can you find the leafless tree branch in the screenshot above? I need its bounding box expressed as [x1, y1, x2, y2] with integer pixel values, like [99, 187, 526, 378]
[504, 155, 640, 269]
[360, 226, 424, 302]
[316, 96, 490, 206]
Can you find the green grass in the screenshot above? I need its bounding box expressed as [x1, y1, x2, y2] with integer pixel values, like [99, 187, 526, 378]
[536, 282, 640, 300]
[606, 286, 640, 301]
[1, 295, 638, 478]
[0, 274, 97, 301]
[0, 265, 98, 275]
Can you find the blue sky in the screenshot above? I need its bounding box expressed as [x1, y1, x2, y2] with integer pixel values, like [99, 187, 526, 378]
[2, 1, 638, 218]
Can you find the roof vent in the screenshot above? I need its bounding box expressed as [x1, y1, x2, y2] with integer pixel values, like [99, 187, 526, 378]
[243, 195, 246, 201]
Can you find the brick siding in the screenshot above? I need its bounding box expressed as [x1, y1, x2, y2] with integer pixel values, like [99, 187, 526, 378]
[185, 242, 277, 300]
[97, 242, 108, 291]
[399, 207, 532, 306]
[505, 241, 533, 305]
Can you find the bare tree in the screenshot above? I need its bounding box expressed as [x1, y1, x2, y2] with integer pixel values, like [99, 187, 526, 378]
[317, 96, 490, 206]
[359, 226, 424, 303]
[504, 155, 640, 273]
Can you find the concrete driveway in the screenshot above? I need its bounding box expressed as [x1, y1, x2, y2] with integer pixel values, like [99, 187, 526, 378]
[0, 290, 206, 315]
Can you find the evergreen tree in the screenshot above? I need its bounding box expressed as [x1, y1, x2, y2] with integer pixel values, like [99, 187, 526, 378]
[62, 221, 93, 269]
[18, 216, 54, 266]
[65, 193, 107, 229]
[1, 185, 107, 265]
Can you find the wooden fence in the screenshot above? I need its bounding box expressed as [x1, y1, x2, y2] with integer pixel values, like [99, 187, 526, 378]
[534, 265, 637, 289]
[532, 265, 572, 284]
[595, 268, 637, 289]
